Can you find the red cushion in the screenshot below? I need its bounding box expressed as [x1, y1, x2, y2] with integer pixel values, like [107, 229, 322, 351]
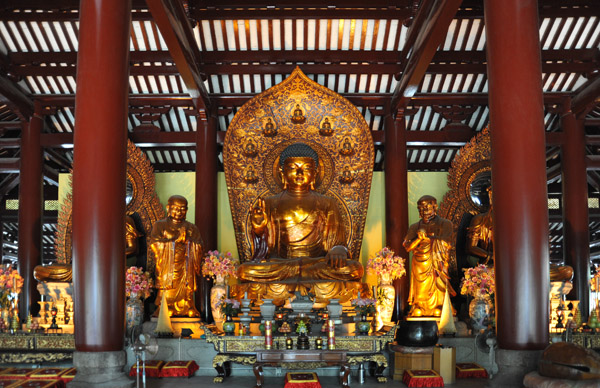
[284, 372, 321, 388]
[159, 361, 199, 378]
[455, 363, 489, 379]
[129, 360, 165, 378]
[402, 369, 444, 387]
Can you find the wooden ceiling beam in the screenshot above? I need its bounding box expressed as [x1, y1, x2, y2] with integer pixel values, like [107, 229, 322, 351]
[0, 158, 20, 173]
[0, 62, 33, 120]
[15, 61, 594, 78]
[11, 48, 598, 68]
[145, 0, 211, 114]
[390, 0, 463, 113]
[571, 75, 600, 119]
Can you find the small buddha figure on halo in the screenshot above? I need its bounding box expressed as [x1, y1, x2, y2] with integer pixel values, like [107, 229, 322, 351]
[243, 166, 258, 183]
[339, 167, 354, 184]
[339, 137, 354, 156]
[291, 104, 306, 124]
[263, 118, 277, 137]
[403, 195, 456, 317]
[150, 195, 203, 317]
[319, 117, 334, 136]
[243, 140, 258, 157]
[237, 142, 363, 285]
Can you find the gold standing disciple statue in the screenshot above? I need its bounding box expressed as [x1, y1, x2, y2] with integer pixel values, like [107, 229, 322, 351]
[150, 195, 203, 317]
[404, 195, 456, 317]
[237, 143, 363, 287]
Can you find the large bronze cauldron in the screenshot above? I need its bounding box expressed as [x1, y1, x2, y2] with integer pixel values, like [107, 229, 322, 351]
[395, 320, 439, 347]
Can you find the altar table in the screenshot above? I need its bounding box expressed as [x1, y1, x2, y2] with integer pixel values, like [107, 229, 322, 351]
[204, 323, 396, 384]
[0, 333, 74, 364]
[254, 349, 349, 388]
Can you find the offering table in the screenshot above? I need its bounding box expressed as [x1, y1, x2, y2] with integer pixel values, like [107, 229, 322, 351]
[204, 323, 396, 383]
[0, 333, 74, 364]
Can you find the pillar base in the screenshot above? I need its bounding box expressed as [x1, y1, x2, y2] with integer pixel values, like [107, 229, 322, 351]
[68, 350, 133, 387]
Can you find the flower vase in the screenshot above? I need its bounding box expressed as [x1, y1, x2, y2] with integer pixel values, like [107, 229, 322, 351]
[211, 275, 227, 324]
[469, 290, 492, 331]
[125, 294, 144, 337]
[377, 273, 395, 326]
[356, 314, 371, 335]
[222, 315, 235, 335]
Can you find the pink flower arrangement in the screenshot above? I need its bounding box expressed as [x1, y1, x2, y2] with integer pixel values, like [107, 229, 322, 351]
[351, 298, 376, 315]
[125, 266, 153, 299]
[460, 264, 495, 297]
[0, 267, 24, 308]
[202, 250, 239, 280]
[217, 298, 240, 316]
[366, 247, 406, 280]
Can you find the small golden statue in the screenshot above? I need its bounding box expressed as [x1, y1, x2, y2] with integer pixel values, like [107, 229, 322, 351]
[263, 118, 277, 137]
[339, 167, 354, 184]
[242, 140, 258, 157]
[403, 195, 456, 317]
[243, 166, 258, 183]
[319, 117, 334, 136]
[290, 104, 306, 124]
[150, 195, 203, 317]
[339, 137, 354, 156]
[237, 143, 363, 293]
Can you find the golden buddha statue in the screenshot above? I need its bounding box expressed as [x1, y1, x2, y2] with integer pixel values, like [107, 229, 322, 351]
[34, 215, 142, 282]
[237, 143, 363, 297]
[319, 117, 334, 136]
[466, 186, 494, 267]
[291, 104, 306, 124]
[466, 186, 573, 282]
[263, 118, 277, 137]
[150, 195, 203, 317]
[404, 195, 456, 317]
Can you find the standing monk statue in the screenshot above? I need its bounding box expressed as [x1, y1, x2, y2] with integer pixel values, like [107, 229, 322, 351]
[150, 195, 203, 317]
[237, 143, 363, 288]
[403, 195, 456, 317]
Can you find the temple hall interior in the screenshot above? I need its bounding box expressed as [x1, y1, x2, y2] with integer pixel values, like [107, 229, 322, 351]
[0, 1, 599, 387]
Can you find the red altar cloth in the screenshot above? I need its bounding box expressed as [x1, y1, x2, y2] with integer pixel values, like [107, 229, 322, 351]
[10, 380, 63, 388]
[402, 369, 444, 387]
[284, 372, 321, 388]
[0, 369, 36, 380]
[455, 363, 488, 379]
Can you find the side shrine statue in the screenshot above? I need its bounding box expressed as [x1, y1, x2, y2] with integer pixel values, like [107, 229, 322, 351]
[150, 195, 203, 317]
[403, 195, 456, 317]
[223, 67, 374, 303]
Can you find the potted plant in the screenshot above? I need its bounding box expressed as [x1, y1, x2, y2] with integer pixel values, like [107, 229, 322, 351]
[218, 298, 240, 335]
[351, 297, 376, 335]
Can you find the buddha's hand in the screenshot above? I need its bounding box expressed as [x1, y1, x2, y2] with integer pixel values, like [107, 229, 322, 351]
[175, 226, 187, 243]
[251, 198, 268, 233]
[417, 229, 430, 242]
[326, 245, 349, 269]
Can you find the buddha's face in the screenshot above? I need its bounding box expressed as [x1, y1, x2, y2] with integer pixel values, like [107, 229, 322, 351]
[417, 199, 437, 223]
[167, 199, 188, 223]
[281, 157, 316, 191]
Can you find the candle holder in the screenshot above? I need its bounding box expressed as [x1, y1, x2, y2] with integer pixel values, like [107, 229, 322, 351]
[49, 306, 59, 330]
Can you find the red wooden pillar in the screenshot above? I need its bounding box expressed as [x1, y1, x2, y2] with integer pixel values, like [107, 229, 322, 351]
[195, 113, 218, 322]
[561, 107, 590, 320]
[484, 0, 549, 349]
[18, 101, 44, 320]
[72, 0, 131, 352]
[384, 112, 409, 319]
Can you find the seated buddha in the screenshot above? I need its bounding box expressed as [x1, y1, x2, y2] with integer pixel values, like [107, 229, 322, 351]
[237, 143, 363, 290]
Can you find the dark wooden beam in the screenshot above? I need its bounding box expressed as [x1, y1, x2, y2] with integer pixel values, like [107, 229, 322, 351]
[145, 0, 211, 113]
[0, 158, 19, 173]
[0, 69, 33, 120]
[390, 0, 463, 112]
[587, 155, 600, 171]
[0, 174, 19, 199]
[571, 75, 600, 119]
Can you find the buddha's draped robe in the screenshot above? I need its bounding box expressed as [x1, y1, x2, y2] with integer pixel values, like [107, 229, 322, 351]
[150, 220, 203, 317]
[404, 215, 456, 316]
[238, 192, 363, 286]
